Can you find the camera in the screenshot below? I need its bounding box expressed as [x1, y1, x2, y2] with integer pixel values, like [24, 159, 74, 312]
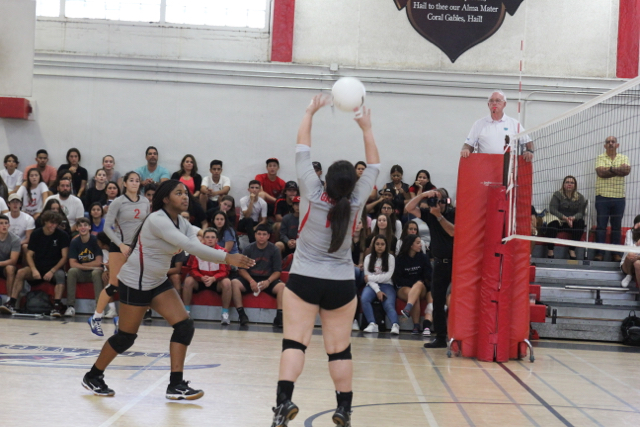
[426, 197, 439, 207]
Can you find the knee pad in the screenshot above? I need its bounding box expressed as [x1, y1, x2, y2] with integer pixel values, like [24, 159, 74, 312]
[328, 344, 352, 362]
[105, 284, 118, 297]
[108, 331, 137, 354]
[171, 318, 195, 346]
[282, 338, 307, 353]
[426, 303, 433, 316]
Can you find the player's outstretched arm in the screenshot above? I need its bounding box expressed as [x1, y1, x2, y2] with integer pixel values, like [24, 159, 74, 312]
[355, 106, 380, 165]
[297, 94, 331, 148]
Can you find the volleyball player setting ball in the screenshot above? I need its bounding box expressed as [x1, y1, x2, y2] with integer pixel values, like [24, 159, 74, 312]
[82, 180, 255, 400]
[271, 94, 380, 427]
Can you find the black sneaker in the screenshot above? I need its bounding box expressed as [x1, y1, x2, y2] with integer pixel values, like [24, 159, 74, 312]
[143, 309, 152, 322]
[332, 406, 352, 427]
[271, 400, 298, 427]
[50, 303, 65, 318]
[0, 301, 16, 315]
[423, 336, 448, 348]
[273, 311, 283, 328]
[239, 311, 249, 326]
[166, 380, 204, 400]
[82, 373, 115, 397]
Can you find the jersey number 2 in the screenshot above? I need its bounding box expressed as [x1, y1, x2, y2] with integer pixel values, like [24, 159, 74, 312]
[134, 209, 141, 219]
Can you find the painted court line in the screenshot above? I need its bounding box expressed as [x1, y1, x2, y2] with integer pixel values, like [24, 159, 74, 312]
[564, 350, 640, 397]
[392, 339, 439, 427]
[98, 353, 197, 427]
[128, 353, 168, 380]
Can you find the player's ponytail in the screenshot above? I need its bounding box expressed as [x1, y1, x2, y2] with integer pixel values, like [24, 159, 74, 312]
[326, 160, 357, 253]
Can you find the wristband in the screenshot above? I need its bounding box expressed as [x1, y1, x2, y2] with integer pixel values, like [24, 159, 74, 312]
[437, 216, 444, 222]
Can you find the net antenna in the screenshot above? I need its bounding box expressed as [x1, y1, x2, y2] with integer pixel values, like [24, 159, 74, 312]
[504, 75, 640, 255]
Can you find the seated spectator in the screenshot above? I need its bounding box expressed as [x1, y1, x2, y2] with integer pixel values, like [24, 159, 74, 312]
[182, 228, 232, 324]
[620, 215, 640, 288]
[45, 177, 85, 232]
[217, 195, 236, 226]
[352, 215, 369, 270]
[255, 157, 286, 217]
[65, 217, 103, 317]
[273, 181, 299, 241]
[58, 148, 88, 198]
[396, 220, 427, 255]
[231, 224, 284, 326]
[0, 196, 8, 215]
[136, 146, 170, 186]
[82, 169, 108, 212]
[382, 165, 410, 218]
[102, 181, 121, 214]
[366, 187, 394, 217]
[0, 214, 20, 302]
[543, 175, 587, 260]
[371, 201, 401, 240]
[180, 191, 207, 229]
[365, 214, 397, 257]
[89, 202, 105, 235]
[49, 169, 74, 195]
[171, 154, 202, 198]
[200, 159, 231, 212]
[238, 180, 267, 243]
[408, 169, 436, 199]
[17, 168, 52, 220]
[37, 199, 72, 237]
[212, 211, 239, 254]
[276, 196, 300, 256]
[356, 161, 378, 204]
[143, 183, 157, 203]
[0, 211, 70, 316]
[361, 235, 399, 335]
[393, 234, 432, 334]
[22, 149, 57, 187]
[7, 194, 35, 258]
[1, 154, 22, 193]
[89, 155, 122, 189]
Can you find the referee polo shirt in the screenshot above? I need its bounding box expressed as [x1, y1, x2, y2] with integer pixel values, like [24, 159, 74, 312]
[465, 114, 531, 154]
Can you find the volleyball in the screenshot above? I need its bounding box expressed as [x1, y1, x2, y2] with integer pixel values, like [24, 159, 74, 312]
[331, 77, 366, 112]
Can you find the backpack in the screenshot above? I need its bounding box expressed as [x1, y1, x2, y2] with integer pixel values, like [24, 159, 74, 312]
[24, 290, 53, 315]
[621, 311, 640, 346]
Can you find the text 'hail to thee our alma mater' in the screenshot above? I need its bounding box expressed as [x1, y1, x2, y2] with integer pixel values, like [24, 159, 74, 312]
[412, 1, 500, 23]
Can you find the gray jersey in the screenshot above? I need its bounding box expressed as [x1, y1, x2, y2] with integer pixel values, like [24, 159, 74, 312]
[118, 210, 227, 291]
[104, 194, 150, 247]
[290, 147, 379, 280]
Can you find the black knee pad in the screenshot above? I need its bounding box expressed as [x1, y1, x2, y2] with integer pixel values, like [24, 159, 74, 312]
[104, 284, 118, 297]
[108, 331, 137, 354]
[328, 344, 352, 362]
[282, 338, 307, 353]
[171, 318, 195, 346]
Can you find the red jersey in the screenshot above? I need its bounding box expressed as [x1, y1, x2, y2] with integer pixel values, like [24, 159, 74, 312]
[186, 244, 229, 282]
[255, 173, 285, 202]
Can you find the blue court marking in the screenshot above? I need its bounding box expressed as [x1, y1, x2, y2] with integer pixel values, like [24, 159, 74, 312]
[498, 362, 574, 427]
[516, 360, 604, 427]
[422, 348, 476, 426]
[30, 333, 38, 335]
[548, 355, 640, 413]
[128, 354, 168, 379]
[473, 360, 540, 427]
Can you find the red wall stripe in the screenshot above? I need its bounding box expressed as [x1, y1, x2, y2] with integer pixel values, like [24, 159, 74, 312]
[617, 0, 640, 78]
[271, 0, 296, 62]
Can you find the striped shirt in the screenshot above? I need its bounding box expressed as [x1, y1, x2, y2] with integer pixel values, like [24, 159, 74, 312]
[103, 194, 150, 247]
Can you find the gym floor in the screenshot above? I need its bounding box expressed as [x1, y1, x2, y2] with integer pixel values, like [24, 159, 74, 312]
[1, 316, 639, 426]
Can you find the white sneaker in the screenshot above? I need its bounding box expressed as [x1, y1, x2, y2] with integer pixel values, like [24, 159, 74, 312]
[363, 322, 379, 333]
[221, 312, 230, 325]
[621, 274, 633, 288]
[352, 319, 360, 331]
[423, 327, 431, 336]
[64, 306, 76, 317]
[390, 323, 400, 335]
[103, 305, 116, 319]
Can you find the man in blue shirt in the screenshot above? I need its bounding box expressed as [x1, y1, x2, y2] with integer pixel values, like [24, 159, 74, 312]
[135, 146, 170, 187]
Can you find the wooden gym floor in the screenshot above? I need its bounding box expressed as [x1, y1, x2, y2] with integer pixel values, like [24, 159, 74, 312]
[1, 316, 639, 427]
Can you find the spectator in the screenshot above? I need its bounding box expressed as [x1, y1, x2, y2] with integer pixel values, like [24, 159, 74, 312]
[0, 214, 20, 303]
[22, 149, 57, 187]
[200, 159, 230, 212]
[171, 154, 202, 198]
[180, 192, 207, 229]
[83, 169, 108, 212]
[352, 214, 369, 270]
[49, 169, 74, 195]
[238, 180, 267, 243]
[366, 187, 394, 217]
[182, 228, 232, 324]
[231, 224, 284, 326]
[1, 154, 22, 193]
[37, 199, 72, 237]
[89, 155, 122, 190]
[89, 202, 105, 235]
[276, 196, 300, 256]
[7, 193, 35, 258]
[45, 177, 85, 231]
[356, 160, 378, 204]
[135, 146, 170, 186]
[0, 195, 8, 215]
[102, 181, 121, 214]
[382, 165, 410, 218]
[58, 148, 88, 198]
[396, 220, 427, 255]
[255, 157, 286, 217]
[273, 181, 299, 241]
[594, 136, 631, 262]
[65, 217, 103, 317]
[217, 195, 237, 226]
[408, 169, 436, 199]
[543, 175, 587, 260]
[212, 210, 239, 254]
[143, 183, 157, 203]
[361, 235, 399, 335]
[371, 200, 401, 240]
[620, 214, 640, 288]
[0, 211, 70, 316]
[393, 234, 431, 335]
[17, 168, 51, 219]
[365, 214, 397, 257]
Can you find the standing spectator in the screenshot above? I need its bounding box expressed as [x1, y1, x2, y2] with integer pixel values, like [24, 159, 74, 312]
[0, 214, 20, 303]
[135, 146, 170, 186]
[238, 180, 267, 243]
[65, 217, 104, 317]
[382, 165, 410, 218]
[199, 159, 230, 211]
[276, 196, 300, 256]
[7, 194, 34, 258]
[16, 168, 51, 219]
[58, 148, 88, 198]
[543, 176, 587, 260]
[89, 202, 105, 235]
[83, 169, 108, 212]
[594, 136, 631, 262]
[45, 178, 85, 231]
[1, 154, 22, 193]
[408, 169, 436, 199]
[0, 211, 70, 316]
[22, 149, 57, 186]
[171, 154, 202, 198]
[255, 158, 286, 217]
[212, 211, 239, 254]
[89, 155, 122, 190]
